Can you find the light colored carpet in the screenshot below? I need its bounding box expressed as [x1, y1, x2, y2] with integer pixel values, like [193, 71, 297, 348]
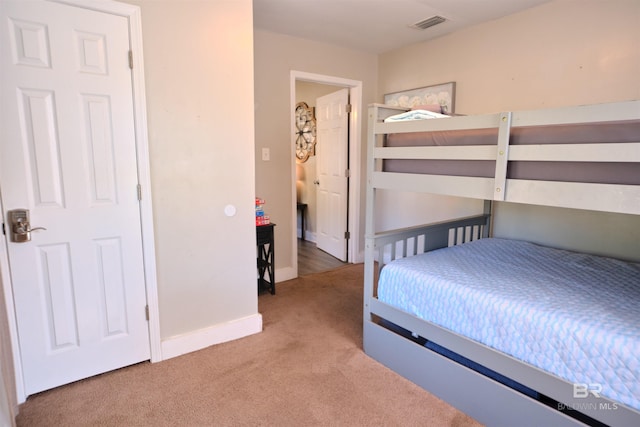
[16, 264, 482, 426]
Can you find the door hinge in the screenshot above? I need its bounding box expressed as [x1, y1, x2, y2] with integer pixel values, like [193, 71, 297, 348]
[344, 231, 350, 239]
[345, 103, 352, 113]
[128, 50, 134, 69]
[2, 223, 5, 235]
[145, 305, 149, 321]
[345, 169, 350, 178]
[137, 184, 142, 201]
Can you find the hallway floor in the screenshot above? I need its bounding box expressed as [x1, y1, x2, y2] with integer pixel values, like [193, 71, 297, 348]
[297, 239, 346, 276]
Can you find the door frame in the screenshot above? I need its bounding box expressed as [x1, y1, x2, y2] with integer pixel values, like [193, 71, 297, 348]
[290, 71, 362, 276]
[0, 0, 161, 404]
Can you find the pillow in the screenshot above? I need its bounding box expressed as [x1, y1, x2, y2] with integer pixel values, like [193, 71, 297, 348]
[411, 104, 443, 114]
[384, 109, 450, 122]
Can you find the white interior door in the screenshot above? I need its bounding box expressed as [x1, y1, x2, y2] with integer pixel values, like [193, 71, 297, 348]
[315, 88, 349, 261]
[0, 0, 150, 396]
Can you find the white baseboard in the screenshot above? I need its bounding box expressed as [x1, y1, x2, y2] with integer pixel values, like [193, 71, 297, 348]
[298, 230, 317, 243]
[276, 266, 296, 282]
[354, 249, 365, 264]
[160, 313, 262, 360]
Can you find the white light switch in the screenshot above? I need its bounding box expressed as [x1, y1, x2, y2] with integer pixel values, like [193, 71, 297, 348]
[262, 148, 270, 161]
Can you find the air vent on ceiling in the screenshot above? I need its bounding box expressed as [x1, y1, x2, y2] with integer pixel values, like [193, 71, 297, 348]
[410, 15, 446, 30]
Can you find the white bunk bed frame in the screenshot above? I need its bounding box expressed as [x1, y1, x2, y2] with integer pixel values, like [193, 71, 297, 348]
[363, 100, 640, 427]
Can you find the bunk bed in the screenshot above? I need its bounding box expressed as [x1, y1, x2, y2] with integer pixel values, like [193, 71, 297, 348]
[363, 100, 640, 427]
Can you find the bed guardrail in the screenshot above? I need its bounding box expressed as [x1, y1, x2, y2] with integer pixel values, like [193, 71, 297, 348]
[369, 213, 490, 274]
[367, 101, 640, 215]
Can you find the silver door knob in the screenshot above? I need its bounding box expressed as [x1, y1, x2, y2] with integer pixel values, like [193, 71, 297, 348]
[8, 209, 46, 243]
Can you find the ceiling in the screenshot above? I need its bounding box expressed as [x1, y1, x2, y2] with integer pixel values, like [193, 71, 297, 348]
[253, 0, 551, 54]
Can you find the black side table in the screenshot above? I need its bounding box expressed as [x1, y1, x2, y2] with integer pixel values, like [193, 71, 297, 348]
[296, 203, 307, 240]
[256, 223, 275, 294]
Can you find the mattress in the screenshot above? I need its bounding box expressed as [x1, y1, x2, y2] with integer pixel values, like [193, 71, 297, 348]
[377, 238, 640, 411]
[383, 120, 640, 185]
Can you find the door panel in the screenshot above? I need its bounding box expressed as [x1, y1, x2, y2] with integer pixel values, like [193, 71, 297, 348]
[39, 243, 78, 350]
[18, 88, 65, 207]
[84, 95, 118, 204]
[0, 0, 150, 395]
[315, 88, 349, 261]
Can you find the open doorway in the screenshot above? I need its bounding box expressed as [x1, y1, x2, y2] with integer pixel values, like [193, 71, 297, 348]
[296, 83, 347, 266]
[290, 71, 362, 277]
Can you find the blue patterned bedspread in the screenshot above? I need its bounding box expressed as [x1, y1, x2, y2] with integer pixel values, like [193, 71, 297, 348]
[377, 238, 640, 411]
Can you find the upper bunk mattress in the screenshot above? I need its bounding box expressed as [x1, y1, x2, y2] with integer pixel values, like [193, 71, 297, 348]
[377, 238, 640, 411]
[383, 120, 640, 184]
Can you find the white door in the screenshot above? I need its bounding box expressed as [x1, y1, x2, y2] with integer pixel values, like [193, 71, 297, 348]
[0, 1, 150, 395]
[315, 88, 349, 261]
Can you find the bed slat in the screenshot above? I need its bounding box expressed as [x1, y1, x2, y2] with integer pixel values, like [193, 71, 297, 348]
[509, 142, 640, 162]
[374, 145, 497, 160]
[375, 112, 501, 134]
[373, 172, 496, 200]
[510, 100, 640, 126]
[505, 180, 640, 215]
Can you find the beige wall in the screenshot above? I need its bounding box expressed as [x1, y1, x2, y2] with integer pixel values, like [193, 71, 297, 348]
[125, 0, 258, 339]
[380, 0, 640, 113]
[376, 0, 640, 257]
[254, 30, 377, 273]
